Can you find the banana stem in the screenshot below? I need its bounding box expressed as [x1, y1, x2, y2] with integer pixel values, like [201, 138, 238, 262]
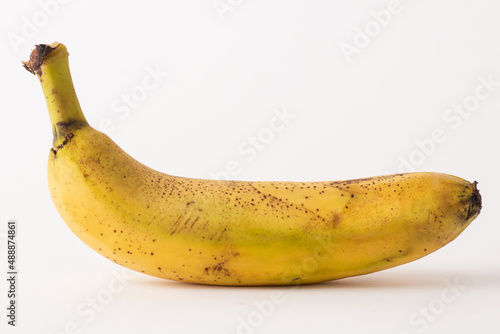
[23, 43, 88, 147]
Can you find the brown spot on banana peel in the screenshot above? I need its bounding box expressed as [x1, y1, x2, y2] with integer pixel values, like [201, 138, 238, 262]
[204, 251, 240, 279]
[212, 262, 231, 277]
[329, 211, 343, 228]
[51, 132, 75, 156]
[55, 121, 77, 136]
[52, 121, 87, 146]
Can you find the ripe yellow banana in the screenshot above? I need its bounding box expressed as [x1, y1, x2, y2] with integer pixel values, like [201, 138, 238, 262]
[24, 42, 481, 286]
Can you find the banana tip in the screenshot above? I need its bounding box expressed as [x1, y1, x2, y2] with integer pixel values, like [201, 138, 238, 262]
[22, 43, 59, 75]
[468, 181, 482, 220]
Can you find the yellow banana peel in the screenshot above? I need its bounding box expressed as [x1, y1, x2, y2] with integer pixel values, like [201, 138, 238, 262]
[23, 43, 482, 286]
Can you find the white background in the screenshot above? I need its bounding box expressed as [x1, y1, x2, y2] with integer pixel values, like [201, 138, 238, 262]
[1, 1, 500, 333]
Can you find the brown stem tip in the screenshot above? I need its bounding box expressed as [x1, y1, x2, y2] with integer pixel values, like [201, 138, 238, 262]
[22, 44, 58, 75]
[468, 181, 482, 220]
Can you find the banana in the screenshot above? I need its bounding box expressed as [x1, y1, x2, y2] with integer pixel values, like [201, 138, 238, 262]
[24, 42, 482, 286]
